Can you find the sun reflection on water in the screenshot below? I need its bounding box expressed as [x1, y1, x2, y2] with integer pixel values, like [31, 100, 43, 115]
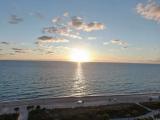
[72, 62, 87, 96]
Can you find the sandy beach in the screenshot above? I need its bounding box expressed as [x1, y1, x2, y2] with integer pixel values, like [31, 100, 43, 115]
[1, 93, 160, 109]
[0, 93, 160, 120]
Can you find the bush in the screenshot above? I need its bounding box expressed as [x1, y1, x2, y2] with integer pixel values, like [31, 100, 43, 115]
[28, 103, 149, 120]
[140, 101, 160, 110]
[14, 107, 19, 113]
[36, 105, 41, 110]
[0, 113, 19, 120]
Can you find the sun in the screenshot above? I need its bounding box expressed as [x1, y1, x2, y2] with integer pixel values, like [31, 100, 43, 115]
[70, 48, 91, 62]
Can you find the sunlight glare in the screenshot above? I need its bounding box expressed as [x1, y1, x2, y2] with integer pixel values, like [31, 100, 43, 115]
[70, 48, 91, 62]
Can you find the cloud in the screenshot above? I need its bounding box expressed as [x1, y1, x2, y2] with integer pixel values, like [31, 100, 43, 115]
[46, 51, 54, 55]
[87, 37, 96, 40]
[9, 53, 15, 55]
[12, 48, 26, 53]
[103, 42, 109, 45]
[12, 48, 33, 54]
[12, 48, 23, 51]
[69, 16, 105, 32]
[103, 39, 128, 48]
[111, 39, 128, 47]
[29, 12, 45, 19]
[52, 17, 61, 24]
[63, 12, 69, 17]
[84, 22, 105, 32]
[136, 0, 160, 22]
[42, 14, 105, 41]
[43, 27, 82, 39]
[37, 35, 69, 44]
[8, 15, 23, 24]
[1, 42, 9, 45]
[69, 16, 84, 29]
[14, 51, 26, 53]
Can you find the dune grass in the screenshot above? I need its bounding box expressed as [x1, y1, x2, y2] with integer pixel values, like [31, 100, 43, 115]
[140, 101, 160, 110]
[28, 103, 149, 120]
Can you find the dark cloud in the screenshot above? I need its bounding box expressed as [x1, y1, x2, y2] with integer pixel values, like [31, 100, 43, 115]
[46, 51, 54, 54]
[12, 48, 23, 51]
[38, 36, 53, 40]
[1, 42, 9, 45]
[12, 48, 26, 53]
[37, 35, 69, 44]
[14, 50, 25, 53]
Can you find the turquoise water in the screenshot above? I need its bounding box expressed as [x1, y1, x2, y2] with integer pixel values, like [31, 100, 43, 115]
[0, 61, 160, 101]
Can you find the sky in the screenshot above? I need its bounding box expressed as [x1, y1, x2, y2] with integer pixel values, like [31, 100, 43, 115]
[0, 0, 160, 63]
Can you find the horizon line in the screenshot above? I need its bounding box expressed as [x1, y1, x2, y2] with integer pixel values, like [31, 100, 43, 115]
[0, 59, 159, 65]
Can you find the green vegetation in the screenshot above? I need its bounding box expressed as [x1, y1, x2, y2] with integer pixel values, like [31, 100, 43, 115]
[14, 107, 19, 113]
[27, 105, 34, 111]
[28, 103, 149, 120]
[0, 113, 19, 120]
[140, 101, 160, 110]
[35, 105, 40, 110]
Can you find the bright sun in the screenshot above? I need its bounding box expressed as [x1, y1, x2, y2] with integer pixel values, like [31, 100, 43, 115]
[70, 48, 91, 62]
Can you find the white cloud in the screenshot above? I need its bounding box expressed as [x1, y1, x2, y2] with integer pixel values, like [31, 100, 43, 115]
[63, 12, 69, 17]
[103, 42, 109, 45]
[136, 0, 160, 22]
[103, 39, 128, 48]
[111, 39, 128, 48]
[87, 37, 96, 40]
[52, 17, 61, 23]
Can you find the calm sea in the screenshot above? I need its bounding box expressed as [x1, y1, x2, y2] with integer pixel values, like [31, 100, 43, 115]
[0, 61, 160, 101]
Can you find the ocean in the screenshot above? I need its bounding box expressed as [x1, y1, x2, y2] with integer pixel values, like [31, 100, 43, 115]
[0, 61, 160, 101]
